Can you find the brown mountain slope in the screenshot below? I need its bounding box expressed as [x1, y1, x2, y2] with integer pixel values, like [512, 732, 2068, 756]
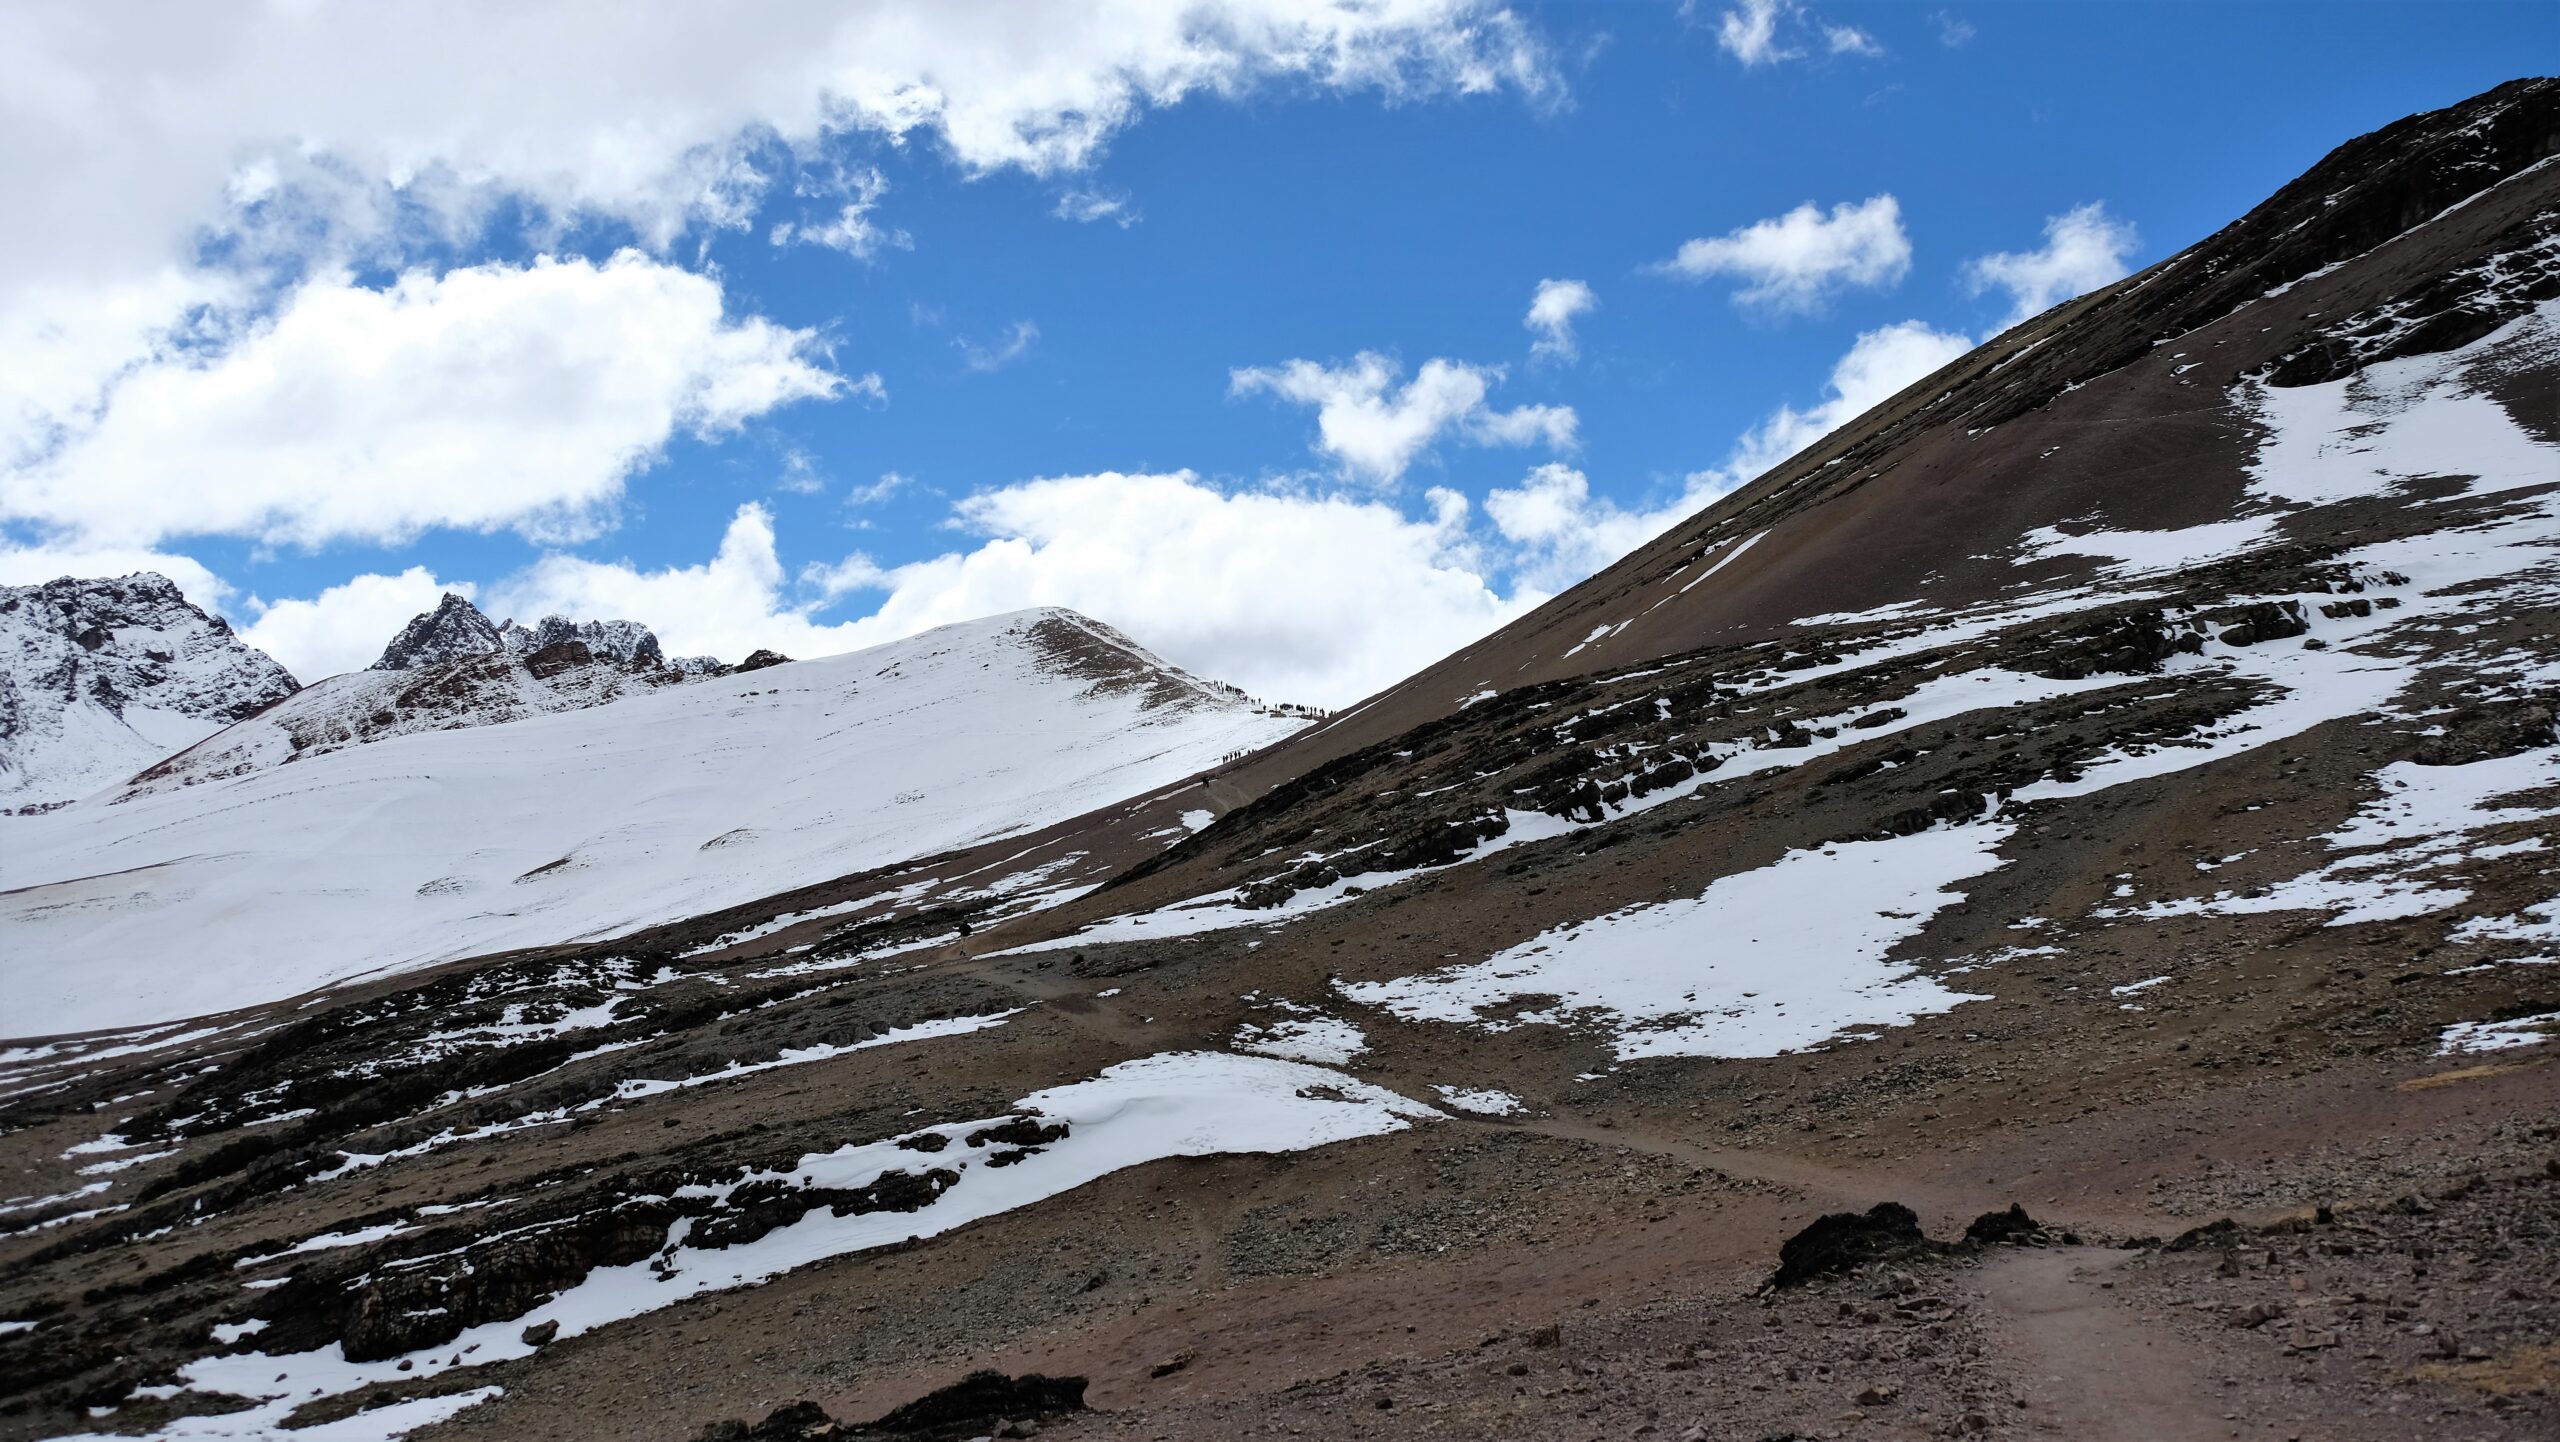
[1225, 74, 2559, 774]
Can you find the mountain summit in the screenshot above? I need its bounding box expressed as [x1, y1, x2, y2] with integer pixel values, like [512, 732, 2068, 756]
[0, 573, 298, 809]
[372, 592, 507, 670]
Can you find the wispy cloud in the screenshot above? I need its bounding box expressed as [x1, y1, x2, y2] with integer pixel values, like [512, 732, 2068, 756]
[1054, 188, 1140, 227]
[957, 321, 1040, 373]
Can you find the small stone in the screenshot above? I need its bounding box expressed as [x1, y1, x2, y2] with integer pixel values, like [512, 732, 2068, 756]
[520, 1320, 559, 1348]
[1855, 1383, 1897, 1406]
[1148, 1348, 1197, 1379]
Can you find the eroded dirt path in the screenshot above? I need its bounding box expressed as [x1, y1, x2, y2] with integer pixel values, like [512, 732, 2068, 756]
[1974, 1247, 2239, 1442]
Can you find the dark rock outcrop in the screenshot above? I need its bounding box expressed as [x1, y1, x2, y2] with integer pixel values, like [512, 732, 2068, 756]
[689, 1371, 1089, 1441]
[1762, 1202, 1934, 1291]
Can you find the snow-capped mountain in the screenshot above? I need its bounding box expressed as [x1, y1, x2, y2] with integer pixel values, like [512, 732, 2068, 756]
[1, 608, 1309, 1034]
[372, 592, 508, 670]
[122, 595, 706, 796]
[377, 593, 696, 674]
[0, 573, 299, 811]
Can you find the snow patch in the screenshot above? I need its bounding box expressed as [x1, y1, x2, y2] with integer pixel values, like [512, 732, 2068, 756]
[1341, 826, 2008, 1060]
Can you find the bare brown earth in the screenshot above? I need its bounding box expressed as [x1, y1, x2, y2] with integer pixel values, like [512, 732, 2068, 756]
[3, 78, 2558, 1442]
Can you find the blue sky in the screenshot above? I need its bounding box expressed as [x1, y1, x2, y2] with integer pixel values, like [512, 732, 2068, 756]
[0, 1, 2546, 701]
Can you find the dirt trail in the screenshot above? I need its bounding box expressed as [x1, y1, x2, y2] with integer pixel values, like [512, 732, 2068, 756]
[1974, 1247, 2238, 1442]
[1512, 1111, 1993, 1218]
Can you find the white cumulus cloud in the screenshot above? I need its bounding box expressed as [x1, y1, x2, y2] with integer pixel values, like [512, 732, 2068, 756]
[0, 251, 841, 550]
[1231, 353, 1577, 485]
[0, 1, 1560, 521]
[1525, 278, 1597, 362]
[0, 542, 236, 617]
[2, 1, 1557, 298]
[1653, 195, 1911, 312]
[1964, 202, 2140, 330]
[469, 480, 1528, 705]
[1485, 463, 1725, 593]
[1699, 318, 1973, 490]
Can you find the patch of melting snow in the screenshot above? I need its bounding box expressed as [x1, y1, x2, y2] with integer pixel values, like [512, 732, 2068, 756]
[1341, 826, 2009, 1060]
[143, 1051, 1435, 1442]
[2249, 306, 2560, 509]
[1180, 809, 1216, 832]
[56, 1387, 505, 1442]
[599, 1009, 1023, 1103]
[2436, 1011, 2560, 1055]
[1792, 599, 1935, 628]
[1433, 1085, 1524, 1116]
[74, 1147, 177, 1176]
[991, 810, 1584, 954]
[2018, 516, 2280, 579]
[0, 1180, 112, 1217]
[2096, 748, 2560, 929]
[309, 1013, 1024, 1183]
[269, 1220, 415, 1258]
[2455, 897, 2560, 945]
[1234, 1006, 1367, 1066]
[680, 875, 944, 956]
[1563, 623, 1615, 659]
[1677, 530, 1764, 595]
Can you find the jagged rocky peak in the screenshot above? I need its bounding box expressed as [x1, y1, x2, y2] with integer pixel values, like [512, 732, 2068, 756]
[374, 596, 675, 674]
[497, 615, 665, 670]
[0, 572, 301, 808]
[0, 573, 298, 721]
[372, 593, 506, 671]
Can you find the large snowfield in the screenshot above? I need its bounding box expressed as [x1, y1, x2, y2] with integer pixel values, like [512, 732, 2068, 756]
[0, 610, 1304, 1037]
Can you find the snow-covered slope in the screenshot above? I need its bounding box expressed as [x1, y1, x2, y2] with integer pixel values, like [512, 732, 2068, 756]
[0, 608, 1308, 1036]
[0, 574, 299, 811]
